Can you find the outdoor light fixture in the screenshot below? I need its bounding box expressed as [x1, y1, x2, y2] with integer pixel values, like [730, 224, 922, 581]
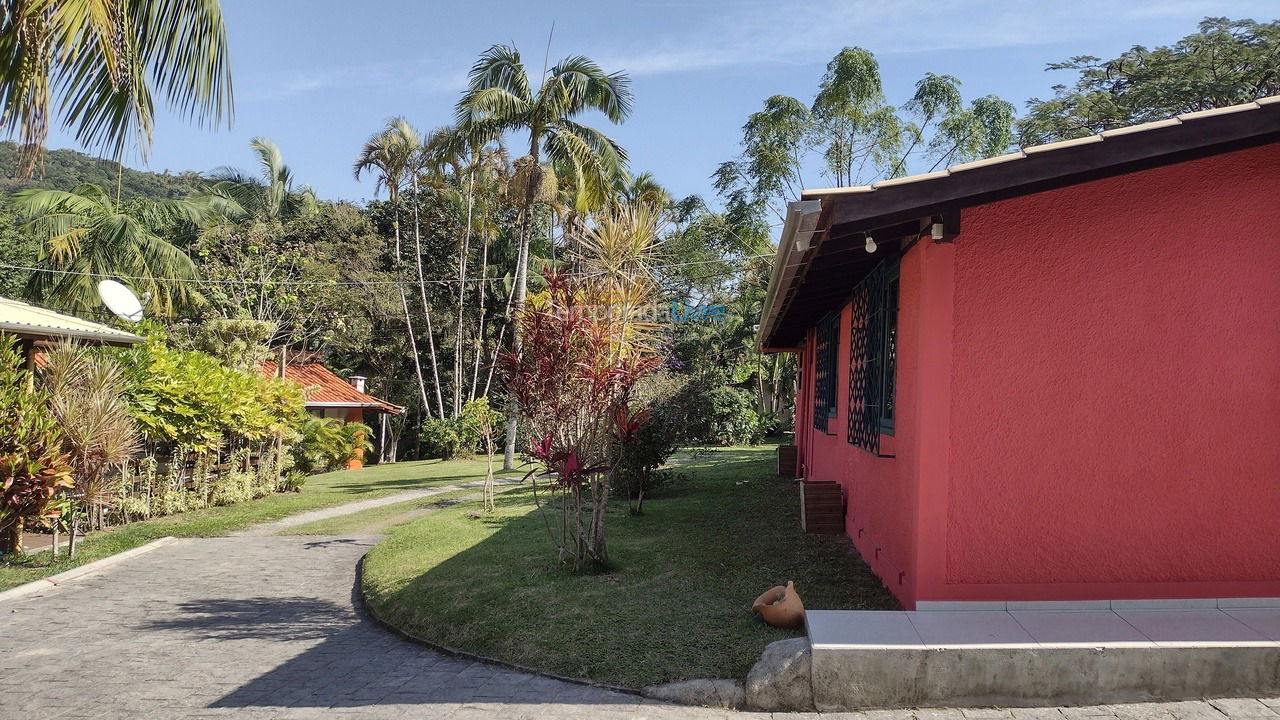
[931, 222, 945, 240]
[864, 234, 877, 253]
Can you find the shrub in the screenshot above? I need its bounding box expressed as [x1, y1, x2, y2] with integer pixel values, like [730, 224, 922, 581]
[705, 387, 763, 445]
[419, 417, 464, 460]
[0, 334, 74, 554]
[419, 398, 501, 461]
[281, 470, 307, 493]
[666, 380, 763, 446]
[611, 407, 680, 514]
[294, 417, 371, 473]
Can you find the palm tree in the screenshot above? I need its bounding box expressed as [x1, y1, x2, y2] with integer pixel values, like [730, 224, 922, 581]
[353, 118, 431, 420]
[11, 182, 204, 313]
[423, 122, 509, 415]
[0, 0, 234, 178]
[619, 172, 671, 210]
[199, 137, 318, 223]
[455, 43, 633, 469]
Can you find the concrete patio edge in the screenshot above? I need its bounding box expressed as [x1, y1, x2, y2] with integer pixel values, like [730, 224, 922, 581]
[354, 552, 648, 701]
[0, 536, 178, 603]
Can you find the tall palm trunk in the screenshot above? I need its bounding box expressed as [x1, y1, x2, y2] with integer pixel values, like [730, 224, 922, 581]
[502, 209, 533, 469]
[391, 188, 431, 415]
[469, 235, 491, 402]
[502, 140, 541, 470]
[409, 174, 447, 420]
[453, 167, 475, 416]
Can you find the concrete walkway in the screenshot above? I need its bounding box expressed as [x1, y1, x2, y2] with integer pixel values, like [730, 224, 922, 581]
[2, 498, 1278, 718]
[233, 477, 523, 535]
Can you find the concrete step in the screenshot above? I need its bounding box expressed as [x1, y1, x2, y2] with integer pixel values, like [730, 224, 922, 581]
[805, 608, 1280, 710]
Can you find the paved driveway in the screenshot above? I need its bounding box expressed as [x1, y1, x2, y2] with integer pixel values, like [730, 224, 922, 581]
[2, 533, 1277, 720]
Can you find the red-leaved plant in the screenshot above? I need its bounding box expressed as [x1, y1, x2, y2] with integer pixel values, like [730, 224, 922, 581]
[500, 271, 661, 570]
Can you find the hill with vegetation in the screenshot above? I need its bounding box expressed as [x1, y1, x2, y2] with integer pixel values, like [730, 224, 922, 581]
[0, 142, 202, 200]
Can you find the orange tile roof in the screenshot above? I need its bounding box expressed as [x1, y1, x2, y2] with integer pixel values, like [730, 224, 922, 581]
[259, 361, 403, 414]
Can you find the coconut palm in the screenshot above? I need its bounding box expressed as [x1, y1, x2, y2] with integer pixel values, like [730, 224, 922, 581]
[0, 0, 234, 177]
[455, 43, 632, 469]
[11, 182, 204, 313]
[199, 137, 317, 223]
[353, 117, 431, 419]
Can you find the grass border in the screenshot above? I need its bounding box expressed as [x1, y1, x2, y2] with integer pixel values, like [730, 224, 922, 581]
[354, 551, 645, 699]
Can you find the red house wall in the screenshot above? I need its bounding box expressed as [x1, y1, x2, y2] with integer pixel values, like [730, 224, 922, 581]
[793, 141, 1280, 607]
[938, 141, 1280, 602]
[797, 237, 951, 608]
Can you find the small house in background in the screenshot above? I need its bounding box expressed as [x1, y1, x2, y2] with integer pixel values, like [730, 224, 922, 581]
[0, 295, 141, 379]
[259, 355, 403, 469]
[759, 96, 1280, 610]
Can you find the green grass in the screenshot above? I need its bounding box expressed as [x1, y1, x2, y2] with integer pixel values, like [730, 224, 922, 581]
[0, 457, 511, 592]
[279, 483, 518, 536]
[362, 445, 898, 689]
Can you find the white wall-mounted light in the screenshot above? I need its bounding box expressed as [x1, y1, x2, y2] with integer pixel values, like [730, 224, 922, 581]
[864, 235, 877, 253]
[931, 222, 945, 241]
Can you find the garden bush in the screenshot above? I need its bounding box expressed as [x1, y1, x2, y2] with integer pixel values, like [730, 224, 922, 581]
[611, 406, 681, 514]
[665, 380, 764, 446]
[419, 398, 500, 460]
[0, 334, 74, 553]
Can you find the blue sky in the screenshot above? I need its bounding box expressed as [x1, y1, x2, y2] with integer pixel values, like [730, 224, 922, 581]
[44, 0, 1277, 205]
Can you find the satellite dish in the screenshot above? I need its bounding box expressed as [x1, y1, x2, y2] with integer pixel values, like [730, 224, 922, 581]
[97, 279, 145, 322]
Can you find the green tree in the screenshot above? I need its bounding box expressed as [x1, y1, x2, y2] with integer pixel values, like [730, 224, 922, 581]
[1018, 17, 1280, 146]
[0, 0, 233, 177]
[199, 137, 318, 223]
[455, 43, 633, 469]
[10, 182, 204, 313]
[354, 118, 433, 415]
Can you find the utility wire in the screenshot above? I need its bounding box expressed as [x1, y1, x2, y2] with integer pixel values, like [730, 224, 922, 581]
[0, 253, 772, 288]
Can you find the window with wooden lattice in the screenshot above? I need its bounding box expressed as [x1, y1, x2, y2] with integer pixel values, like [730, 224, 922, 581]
[848, 259, 899, 455]
[812, 312, 839, 433]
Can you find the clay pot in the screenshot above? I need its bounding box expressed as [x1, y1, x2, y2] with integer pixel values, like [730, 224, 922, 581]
[752, 580, 805, 629]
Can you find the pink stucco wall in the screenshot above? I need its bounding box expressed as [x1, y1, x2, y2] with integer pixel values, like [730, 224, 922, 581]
[941, 142, 1280, 601]
[797, 237, 944, 608]
[793, 141, 1280, 607]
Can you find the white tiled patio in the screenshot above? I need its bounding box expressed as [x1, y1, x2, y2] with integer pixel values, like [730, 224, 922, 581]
[805, 603, 1280, 710]
[807, 602, 1280, 650]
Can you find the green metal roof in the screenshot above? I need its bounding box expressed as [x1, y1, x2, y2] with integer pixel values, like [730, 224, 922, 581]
[0, 295, 142, 346]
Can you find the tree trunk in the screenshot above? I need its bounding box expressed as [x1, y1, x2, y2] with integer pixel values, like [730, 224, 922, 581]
[502, 219, 531, 469]
[0, 524, 21, 555]
[588, 478, 610, 568]
[410, 175, 447, 420]
[469, 236, 490, 403]
[454, 167, 475, 416]
[391, 195, 431, 415]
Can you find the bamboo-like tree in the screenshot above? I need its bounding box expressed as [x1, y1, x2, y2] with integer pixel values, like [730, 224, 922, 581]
[0, 0, 234, 178]
[11, 182, 204, 313]
[354, 118, 431, 420]
[455, 43, 633, 469]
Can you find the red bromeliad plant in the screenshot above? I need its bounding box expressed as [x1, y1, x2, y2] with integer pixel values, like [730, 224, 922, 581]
[500, 271, 661, 570]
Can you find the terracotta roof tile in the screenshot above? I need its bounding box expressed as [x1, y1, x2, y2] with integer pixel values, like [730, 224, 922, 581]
[259, 361, 403, 414]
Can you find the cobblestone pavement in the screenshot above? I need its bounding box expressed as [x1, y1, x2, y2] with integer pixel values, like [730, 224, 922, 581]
[3, 533, 1279, 719]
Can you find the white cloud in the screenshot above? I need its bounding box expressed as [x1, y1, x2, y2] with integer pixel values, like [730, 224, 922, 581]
[595, 0, 1272, 78]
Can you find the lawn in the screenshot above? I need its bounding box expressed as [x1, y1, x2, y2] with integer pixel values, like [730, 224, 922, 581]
[0, 457, 517, 592]
[362, 445, 898, 689]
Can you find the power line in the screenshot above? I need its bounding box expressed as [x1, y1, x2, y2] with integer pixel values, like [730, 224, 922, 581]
[0, 253, 772, 288]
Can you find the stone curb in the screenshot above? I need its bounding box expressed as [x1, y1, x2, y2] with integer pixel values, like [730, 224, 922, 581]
[0, 536, 178, 603]
[354, 552, 646, 700]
